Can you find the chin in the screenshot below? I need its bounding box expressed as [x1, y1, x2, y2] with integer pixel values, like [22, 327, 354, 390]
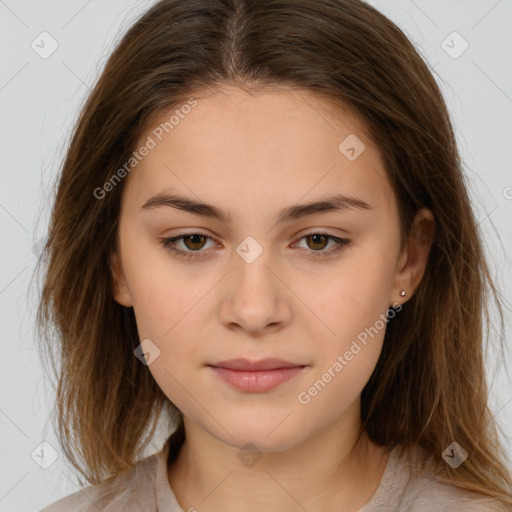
[206, 419, 304, 453]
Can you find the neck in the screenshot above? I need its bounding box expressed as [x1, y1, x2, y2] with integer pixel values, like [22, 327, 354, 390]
[167, 403, 389, 512]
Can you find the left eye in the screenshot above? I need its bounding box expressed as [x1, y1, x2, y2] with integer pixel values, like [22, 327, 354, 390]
[160, 232, 350, 259]
[293, 232, 349, 254]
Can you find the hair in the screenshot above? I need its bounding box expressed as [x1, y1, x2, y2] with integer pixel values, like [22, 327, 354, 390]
[35, 0, 512, 505]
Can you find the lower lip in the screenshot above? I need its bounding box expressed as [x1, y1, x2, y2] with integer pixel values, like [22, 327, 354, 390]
[209, 366, 306, 392]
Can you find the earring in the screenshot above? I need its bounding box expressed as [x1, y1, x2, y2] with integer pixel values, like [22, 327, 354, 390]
[400, 290, 406, 297]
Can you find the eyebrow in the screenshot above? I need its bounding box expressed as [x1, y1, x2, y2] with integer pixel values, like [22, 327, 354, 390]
[141, 193, 372, 224]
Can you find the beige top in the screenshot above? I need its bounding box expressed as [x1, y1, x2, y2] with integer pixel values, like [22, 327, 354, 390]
[40, 436, 509, 511]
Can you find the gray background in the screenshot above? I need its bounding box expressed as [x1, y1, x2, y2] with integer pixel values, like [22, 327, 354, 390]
[0, 0, 511, 510]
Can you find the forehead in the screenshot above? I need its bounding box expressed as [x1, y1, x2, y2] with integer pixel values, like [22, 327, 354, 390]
[123, 85, 395, 218]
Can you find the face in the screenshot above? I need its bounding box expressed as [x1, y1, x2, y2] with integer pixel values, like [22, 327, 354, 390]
[111, 85, 428, 452]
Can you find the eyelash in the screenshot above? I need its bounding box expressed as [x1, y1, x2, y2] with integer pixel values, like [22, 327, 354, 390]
[160, 231, 351, 260]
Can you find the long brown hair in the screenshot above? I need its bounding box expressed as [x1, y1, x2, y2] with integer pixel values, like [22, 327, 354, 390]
[35, 0, 512, 504]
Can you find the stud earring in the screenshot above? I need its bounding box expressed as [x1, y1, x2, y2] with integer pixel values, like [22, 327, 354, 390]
[400, 290, 406, 297]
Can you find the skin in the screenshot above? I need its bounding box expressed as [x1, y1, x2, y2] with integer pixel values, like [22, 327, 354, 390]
[111, 85, 435, 512]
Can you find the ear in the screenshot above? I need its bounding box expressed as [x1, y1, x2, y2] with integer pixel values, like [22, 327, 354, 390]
[390, 208, 435, 306]
[110, 250, 133, 307]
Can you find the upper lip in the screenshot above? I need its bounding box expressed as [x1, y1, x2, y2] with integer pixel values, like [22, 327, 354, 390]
[209, 358, 305, 371]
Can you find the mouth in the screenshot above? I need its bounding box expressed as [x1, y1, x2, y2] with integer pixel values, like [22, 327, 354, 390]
[207, 358, 308, 392]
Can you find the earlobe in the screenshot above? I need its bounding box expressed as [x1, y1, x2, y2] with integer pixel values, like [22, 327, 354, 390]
[110, 251, 133, 307]
[390, 208, 436, 306]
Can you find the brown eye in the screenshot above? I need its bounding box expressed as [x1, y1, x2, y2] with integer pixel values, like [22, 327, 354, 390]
[294, 232, 351, 258]
[160, 232, 216, 259]
[161, 231, 350, 261]
[181, 234, 208, 250]
[305, 233, 329, 251]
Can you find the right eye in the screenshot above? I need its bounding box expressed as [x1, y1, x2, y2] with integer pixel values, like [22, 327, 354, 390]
[160, 232, 217, 259]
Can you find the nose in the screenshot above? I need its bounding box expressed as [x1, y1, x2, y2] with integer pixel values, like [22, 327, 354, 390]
[218, 245, 292, 336]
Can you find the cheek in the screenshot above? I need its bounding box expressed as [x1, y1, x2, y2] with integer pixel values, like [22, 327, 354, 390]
[306, 249, 396, 342]
[296, 261, 392, 419]
[295, 252, 396, 409]
[120, 230, 189, 334]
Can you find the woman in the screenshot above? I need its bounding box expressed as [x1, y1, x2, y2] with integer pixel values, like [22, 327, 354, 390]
[37, 0, 512, 510]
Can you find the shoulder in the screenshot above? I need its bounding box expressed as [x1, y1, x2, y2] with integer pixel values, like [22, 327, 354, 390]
[361, 444, 510, 512]
[39, 445, 163, 512]
[395, 446, 510, 512]
[401, 473, 509, 511]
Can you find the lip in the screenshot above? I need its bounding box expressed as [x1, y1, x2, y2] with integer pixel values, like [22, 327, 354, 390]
[208, 358, 307, 392]
[210, 358, 303, 371]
